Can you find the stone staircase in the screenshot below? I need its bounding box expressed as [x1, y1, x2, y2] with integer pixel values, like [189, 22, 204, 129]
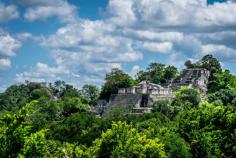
[108, 93, 142, 108]
[181, 70, 195, 82]
[101, 94, 142, 116]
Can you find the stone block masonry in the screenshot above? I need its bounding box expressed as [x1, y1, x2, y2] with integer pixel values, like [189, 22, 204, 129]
[97, 68, 210, 115]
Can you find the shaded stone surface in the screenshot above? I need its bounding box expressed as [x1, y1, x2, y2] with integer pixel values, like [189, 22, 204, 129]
[97, 68, 210, 115]
[171, 68, 210, 93]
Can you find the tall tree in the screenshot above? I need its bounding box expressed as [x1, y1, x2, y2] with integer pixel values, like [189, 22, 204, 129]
[136, 63, 178, 84]
[184, 60, 194, 69]
[86, 121, 167, 158]
[208, 89, 236, 106]
[208, 70, 236, 93]
[163, 66, 178, 80]
[171, 87, 201, 117]
[79, 84, 99, 106]
[200, 54, 222, 74]
[147, 63, 166, 83]
[178, 102, 236, 158]
[184, 54, 222, 76]
[0, 82, 51, 113]
[100, 68, 135, 100]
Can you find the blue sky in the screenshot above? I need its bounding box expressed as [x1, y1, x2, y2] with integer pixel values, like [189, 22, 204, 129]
[0, 0, 236, 91]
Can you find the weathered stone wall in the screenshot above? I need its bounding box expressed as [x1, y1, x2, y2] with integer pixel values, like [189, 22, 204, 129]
[100, 68, 210, 115]
[171, 68, 209, 93]
[148, 93, 172, 106]
[108, 93, 142, 108]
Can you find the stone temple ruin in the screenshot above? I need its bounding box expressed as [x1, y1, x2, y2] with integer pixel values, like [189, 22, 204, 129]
[96, 68, 210, 115]
[107, 80, 172, 114]
[170, 68, 210, 94]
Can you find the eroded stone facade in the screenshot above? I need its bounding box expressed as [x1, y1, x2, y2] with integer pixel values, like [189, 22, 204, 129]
[170, 68, 210, 94]
[96, 68, 210, 115]
[117, 81, 172, 107]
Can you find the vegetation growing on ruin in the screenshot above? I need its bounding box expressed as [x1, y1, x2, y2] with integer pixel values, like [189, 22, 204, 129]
[0, 55, 236, 157]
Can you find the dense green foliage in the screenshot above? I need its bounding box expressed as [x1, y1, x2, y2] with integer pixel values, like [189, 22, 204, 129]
[99, 68, 136, 100]
[79, 84, 100, 106]
[135, 63, 178, 84]
[208, 70, 236, 93]
[184, 54, 222, 75]
[1, 55, 236, 157]
[178, 102, 236, 158]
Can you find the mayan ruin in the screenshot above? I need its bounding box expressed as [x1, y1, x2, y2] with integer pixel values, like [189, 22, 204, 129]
[97, 68, 210, 115]
[2, 0, 235, 156]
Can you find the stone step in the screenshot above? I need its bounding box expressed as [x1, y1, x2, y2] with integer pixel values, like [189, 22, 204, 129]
[109, 94, 142, 107]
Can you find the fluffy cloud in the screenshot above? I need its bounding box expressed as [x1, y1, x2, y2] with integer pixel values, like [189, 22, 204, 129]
[130, 65, 140, 77]
[24, 0, 77, 23]
[174, 36, 203, 58]
[104, 0, 236, 62]
[139, 41, 173, 53]
[203, 44, 236, 62]
[0, 2, 19, 22]
[107, 0, 236, 29]
[41, 20, 115, 48]
[15, 62, 70, 83]
[35, 62, 70, 75]
[48, 49, 125, 81]
[196, 31, 236, 49]
[42, 20, 143, 63]
[106, 0, 136, 26]
[195, 2, 236, 27]
[122, 29, 184, 42]
[0, 32, 21, 71]
[15, 0, 236, 87]
[15, 61, 114, 87]
[0, 33, 21, 57]
[0, 58, 11, 70]
[15, 32, 33, 41]
[35, 18, 143, 86]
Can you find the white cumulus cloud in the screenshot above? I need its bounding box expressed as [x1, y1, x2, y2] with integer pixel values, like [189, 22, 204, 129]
[0, 2, 19, 22]
[0, 58, 11, 70]
[0, 33, 21, 57]
[24, 0, 77, 23]
[139, 42, 173, 53]
[14, 0, 236, 86]
[15, 62, 70, 83]
[0, 32, 21, 71]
